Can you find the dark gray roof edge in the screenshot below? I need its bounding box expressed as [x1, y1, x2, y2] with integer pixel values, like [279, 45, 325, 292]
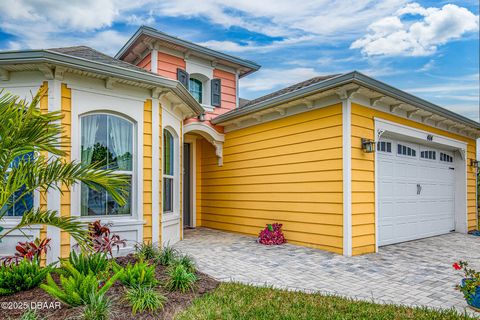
[115, 26, 261, 77]
[213, 71, 480, 130]
[0, 49, 204, 115]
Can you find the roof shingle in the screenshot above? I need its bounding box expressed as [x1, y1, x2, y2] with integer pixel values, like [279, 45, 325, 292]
[48, 46, 155, 75]
[240, 74, 340, 109]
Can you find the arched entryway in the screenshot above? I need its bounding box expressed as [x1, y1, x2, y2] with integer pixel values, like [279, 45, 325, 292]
[183, 122, 224, 229]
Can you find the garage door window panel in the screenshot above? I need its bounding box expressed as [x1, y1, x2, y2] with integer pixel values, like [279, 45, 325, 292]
[377, 141, 392, 153]
[397, 143, 416, 158]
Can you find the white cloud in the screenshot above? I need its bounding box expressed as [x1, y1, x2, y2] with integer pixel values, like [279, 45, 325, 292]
[240, 67, 320, 92]
[0, 0, 151, 53]
[351, 3, 479, 56]
[154, 0, 408, 51]
[418, 59, 435, 72]
[198, 35, 315, 53]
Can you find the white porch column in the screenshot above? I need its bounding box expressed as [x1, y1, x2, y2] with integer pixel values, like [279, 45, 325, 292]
[46, 79, 62, 264]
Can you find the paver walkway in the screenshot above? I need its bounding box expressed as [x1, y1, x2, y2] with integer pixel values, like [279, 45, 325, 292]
[175, 228, 480, 313]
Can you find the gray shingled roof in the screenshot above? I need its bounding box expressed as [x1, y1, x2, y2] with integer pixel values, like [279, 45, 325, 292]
[48, 46, 155, 75]
[239, 98, 250, 108]
[240, 74, 339, 108]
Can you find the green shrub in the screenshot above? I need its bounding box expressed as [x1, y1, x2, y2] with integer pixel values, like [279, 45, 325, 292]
[156, 246, 178, 266]
[67, 251, 110, 276]
[20, 309, 41, 320]
[174, 254, 196, 273]
[125, 286, 166, 315]
[0, 258, 51, 295]
[82, 291, 111, 320]
[115, 260, 157, 288]
[134, 242, 159, 260]
[164, 263, 197, 293]
[40, 261, 123, 307]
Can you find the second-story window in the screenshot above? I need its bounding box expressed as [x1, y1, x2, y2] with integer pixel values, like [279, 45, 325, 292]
[189, 78, 203, 103]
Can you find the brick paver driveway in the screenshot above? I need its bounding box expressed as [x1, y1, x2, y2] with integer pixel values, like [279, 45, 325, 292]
[175, 228, 480, 312]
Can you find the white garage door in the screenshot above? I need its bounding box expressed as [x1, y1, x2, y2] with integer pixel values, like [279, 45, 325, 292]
[377, 138, 455, 246]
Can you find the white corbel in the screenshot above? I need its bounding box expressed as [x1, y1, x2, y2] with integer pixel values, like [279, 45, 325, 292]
[54, 66, 66, 81]
[105, 77, 116, 89]
[335, 87, 359, 100]
[421, 114, 434, 123]
[171, 103, 182, 113]
[252, 114, 262, 122]
[370, 96, 385, 107]
[302, 99, 314, 109]
[38, 65, 54, 80]
[0, 67, 10, 81]
[406, 108, 420, 118]
[213, 141, 223, 166]
[273, 107, 286, 116]
[389, 103, 405, 113]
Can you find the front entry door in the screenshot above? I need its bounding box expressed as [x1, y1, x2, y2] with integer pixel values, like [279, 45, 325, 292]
[183, 143, 191, 227]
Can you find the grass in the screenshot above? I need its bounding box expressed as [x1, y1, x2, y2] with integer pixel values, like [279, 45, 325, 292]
[176, 283, 475, 320]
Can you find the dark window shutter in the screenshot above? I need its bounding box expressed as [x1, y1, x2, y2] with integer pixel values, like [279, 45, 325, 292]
[211, 78, 221, 107]
[177, 68, 189, 90]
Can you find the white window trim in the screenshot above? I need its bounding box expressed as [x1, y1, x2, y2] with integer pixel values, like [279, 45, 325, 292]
[77, 112, 137, 219]
[183, 136, 197, 228]
[163, 127, 180, 217]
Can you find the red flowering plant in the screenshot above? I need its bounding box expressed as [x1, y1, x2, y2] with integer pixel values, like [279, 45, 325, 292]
[87, 220, 126, 257]
[258, 223, 286, 245]
[0, 238, 51, 266]
[453, 260, 480, 307]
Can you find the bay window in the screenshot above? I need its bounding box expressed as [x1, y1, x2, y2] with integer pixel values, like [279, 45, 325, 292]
[80, 114, 133, 216]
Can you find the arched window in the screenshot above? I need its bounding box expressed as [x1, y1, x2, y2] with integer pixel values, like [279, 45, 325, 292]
[80, 114, 133, 216]
[189, 78, 203, 103]
[163, 129, 175, 213]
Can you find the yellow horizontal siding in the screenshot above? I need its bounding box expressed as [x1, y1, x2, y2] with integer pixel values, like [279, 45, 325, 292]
[351, 103, 478, 255]
[143, 99, 153, 243]
[198, 104, 344, 254]
[60, 84, 71, 258]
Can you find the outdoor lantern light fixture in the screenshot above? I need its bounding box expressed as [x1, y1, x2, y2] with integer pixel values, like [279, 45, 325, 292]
[361, 138, 375, 153]
[470, 159, 479, 168]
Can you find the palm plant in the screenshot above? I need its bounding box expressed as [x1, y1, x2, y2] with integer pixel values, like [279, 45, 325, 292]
[0, 90, 128, 247]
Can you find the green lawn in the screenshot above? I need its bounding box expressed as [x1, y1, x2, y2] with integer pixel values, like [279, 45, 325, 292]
[176, 283, 474, 320]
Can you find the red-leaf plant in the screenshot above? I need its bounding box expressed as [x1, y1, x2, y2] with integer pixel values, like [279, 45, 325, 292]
[0, 238, 51, 266]
[258, 223, 286, 245]
[88, 220, 126, 257]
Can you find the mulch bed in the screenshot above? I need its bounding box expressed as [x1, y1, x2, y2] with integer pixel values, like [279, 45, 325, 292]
[0, 254, 219, 320]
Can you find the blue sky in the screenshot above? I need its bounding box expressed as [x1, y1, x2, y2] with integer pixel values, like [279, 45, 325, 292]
[0, 0, 478, 122]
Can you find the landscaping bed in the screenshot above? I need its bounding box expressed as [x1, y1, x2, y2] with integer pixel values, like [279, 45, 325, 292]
[0, 253, 219, 320]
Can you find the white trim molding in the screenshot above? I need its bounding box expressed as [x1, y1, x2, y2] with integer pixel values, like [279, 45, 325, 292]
[46, 79, 62, 264]
[184, 122, 225, 166]
[183, 136, 197, 228]
[342, 97, 352, 257]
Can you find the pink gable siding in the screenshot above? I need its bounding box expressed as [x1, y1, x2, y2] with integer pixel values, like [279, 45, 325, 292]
[137, 53, 151, 72]
[211, 68, 237, 116]
[158, 52, 186, 80]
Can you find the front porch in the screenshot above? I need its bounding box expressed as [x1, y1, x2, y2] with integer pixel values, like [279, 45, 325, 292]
[175, 227, 480, 312]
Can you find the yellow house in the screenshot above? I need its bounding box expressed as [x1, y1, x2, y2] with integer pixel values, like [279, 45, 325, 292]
[0, 26, 478, 260]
